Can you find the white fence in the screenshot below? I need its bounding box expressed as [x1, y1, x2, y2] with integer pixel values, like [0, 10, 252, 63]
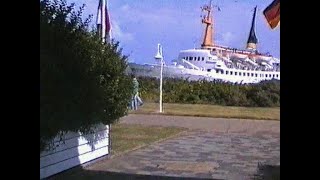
[40, 124, 110, 179]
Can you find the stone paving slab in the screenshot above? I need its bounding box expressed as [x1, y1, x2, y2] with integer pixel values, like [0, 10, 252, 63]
[87, 130, 280, 180]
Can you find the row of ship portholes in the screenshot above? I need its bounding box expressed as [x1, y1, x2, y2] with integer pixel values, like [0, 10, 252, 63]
[216, 69, 279, 78]
[183, 56, 208, 61]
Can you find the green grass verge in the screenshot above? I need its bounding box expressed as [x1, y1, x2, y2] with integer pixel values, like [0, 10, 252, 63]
[111, 123, 186, 156]
[131, 103, 280, 121]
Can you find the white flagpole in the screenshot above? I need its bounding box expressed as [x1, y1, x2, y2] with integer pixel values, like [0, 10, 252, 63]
[101, 0, 106, 43]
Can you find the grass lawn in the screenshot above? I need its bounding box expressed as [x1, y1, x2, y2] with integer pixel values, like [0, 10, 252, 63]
[131, 103, 280, 121]
[110, 123, 186, 156]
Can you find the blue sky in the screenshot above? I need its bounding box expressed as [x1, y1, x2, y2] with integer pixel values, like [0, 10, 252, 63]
[71, 0, 280, 64]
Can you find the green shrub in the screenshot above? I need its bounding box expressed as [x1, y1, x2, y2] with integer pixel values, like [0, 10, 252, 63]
[136, 77, 280, 107]
[40, 0, 132, 153]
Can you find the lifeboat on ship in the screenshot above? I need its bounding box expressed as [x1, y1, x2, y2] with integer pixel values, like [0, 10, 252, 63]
[255, 54, 272, 61]
[231, 52, 248, 59]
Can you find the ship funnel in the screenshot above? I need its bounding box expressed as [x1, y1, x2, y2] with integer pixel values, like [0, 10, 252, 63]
[246, 6, 258, 50]
[154, 43, 163, 60]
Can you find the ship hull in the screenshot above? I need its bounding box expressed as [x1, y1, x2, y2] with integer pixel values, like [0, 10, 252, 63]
[128, 63, 280, 84]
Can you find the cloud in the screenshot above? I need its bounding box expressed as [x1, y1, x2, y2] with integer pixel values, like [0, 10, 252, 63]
[221, 32, 234, 44]
[120, 4, 130, 11]
[111, 21, 134, 42]
[116, 4, 190, 26]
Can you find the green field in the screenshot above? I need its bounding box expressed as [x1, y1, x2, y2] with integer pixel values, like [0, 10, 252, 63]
[131, 103, 280, 120]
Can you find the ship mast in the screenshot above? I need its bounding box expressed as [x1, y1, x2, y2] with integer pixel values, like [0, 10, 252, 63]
[201, 0, 214, 49]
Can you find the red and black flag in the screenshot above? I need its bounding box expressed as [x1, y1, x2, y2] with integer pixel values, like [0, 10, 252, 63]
[263, 0, 280, 29]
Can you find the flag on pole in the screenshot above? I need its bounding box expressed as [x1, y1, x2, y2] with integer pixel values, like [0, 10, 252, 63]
[263, 0, 280, 29]
[97, 0, 112, 43]
[105, 0, 112, 42]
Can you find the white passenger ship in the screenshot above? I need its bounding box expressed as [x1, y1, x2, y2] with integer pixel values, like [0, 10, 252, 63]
[128, 1, 280, 84]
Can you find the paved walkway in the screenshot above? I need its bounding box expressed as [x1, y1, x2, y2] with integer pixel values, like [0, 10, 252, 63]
[85, 114, 280, 180]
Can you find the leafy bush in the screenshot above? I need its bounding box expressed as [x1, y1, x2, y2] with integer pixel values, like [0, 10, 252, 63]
[136, 77, 280, 107]
[40, 0, 132, 152]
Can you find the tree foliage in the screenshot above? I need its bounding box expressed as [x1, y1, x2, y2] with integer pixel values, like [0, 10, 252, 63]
[40, 0, 132, 152]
